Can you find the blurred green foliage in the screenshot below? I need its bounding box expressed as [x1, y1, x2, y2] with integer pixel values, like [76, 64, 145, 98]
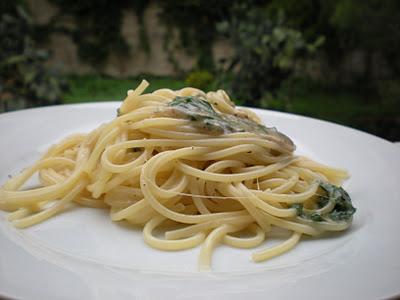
[330, 0, 400, 67]
[267, 0, 400, 82]
[262, 76, 400, 140]
[0, 2, 66, 112]
[185, 70, 214, 91]
[217, 5, 324, 106]
[376, 79, 400, 106]
[33, 0, 400, 89]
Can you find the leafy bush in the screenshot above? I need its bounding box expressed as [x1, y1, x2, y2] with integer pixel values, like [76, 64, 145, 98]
[267, 0, 400, 83]
[217, 6, 323, 106]
[259, 93, 288, 111]
[185, 70, 214, 90]
[330, 0, 400, 83]
[0, 4, 67, 112]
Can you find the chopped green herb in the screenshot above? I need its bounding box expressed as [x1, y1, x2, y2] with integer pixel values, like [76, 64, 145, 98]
[292, 203, 303, 216]
[320, 182, 356, 222]
[293, 182, 356, 223]
[317, 194, 330, 208]
[310, 212, 324, 222]
[168, 96, 294, 148]
[293, 202, 324, 222]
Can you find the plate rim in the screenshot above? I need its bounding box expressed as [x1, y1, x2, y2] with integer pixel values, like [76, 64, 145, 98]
[0, 102, 399, 300]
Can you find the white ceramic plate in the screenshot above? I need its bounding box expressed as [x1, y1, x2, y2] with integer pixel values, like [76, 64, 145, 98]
[0, 103, 399, 300]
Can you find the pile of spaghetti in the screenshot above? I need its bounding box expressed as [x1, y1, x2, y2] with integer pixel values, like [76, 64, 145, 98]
[0, 80, 356, 270]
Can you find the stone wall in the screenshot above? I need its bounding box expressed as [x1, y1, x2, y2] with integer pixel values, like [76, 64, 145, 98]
[27, 0, 233, 77]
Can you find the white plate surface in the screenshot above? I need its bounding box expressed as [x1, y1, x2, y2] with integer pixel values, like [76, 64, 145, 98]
[0, 103, 399, 300]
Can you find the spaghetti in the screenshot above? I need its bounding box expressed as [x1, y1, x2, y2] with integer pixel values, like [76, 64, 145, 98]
[0, 80, 356, 270]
